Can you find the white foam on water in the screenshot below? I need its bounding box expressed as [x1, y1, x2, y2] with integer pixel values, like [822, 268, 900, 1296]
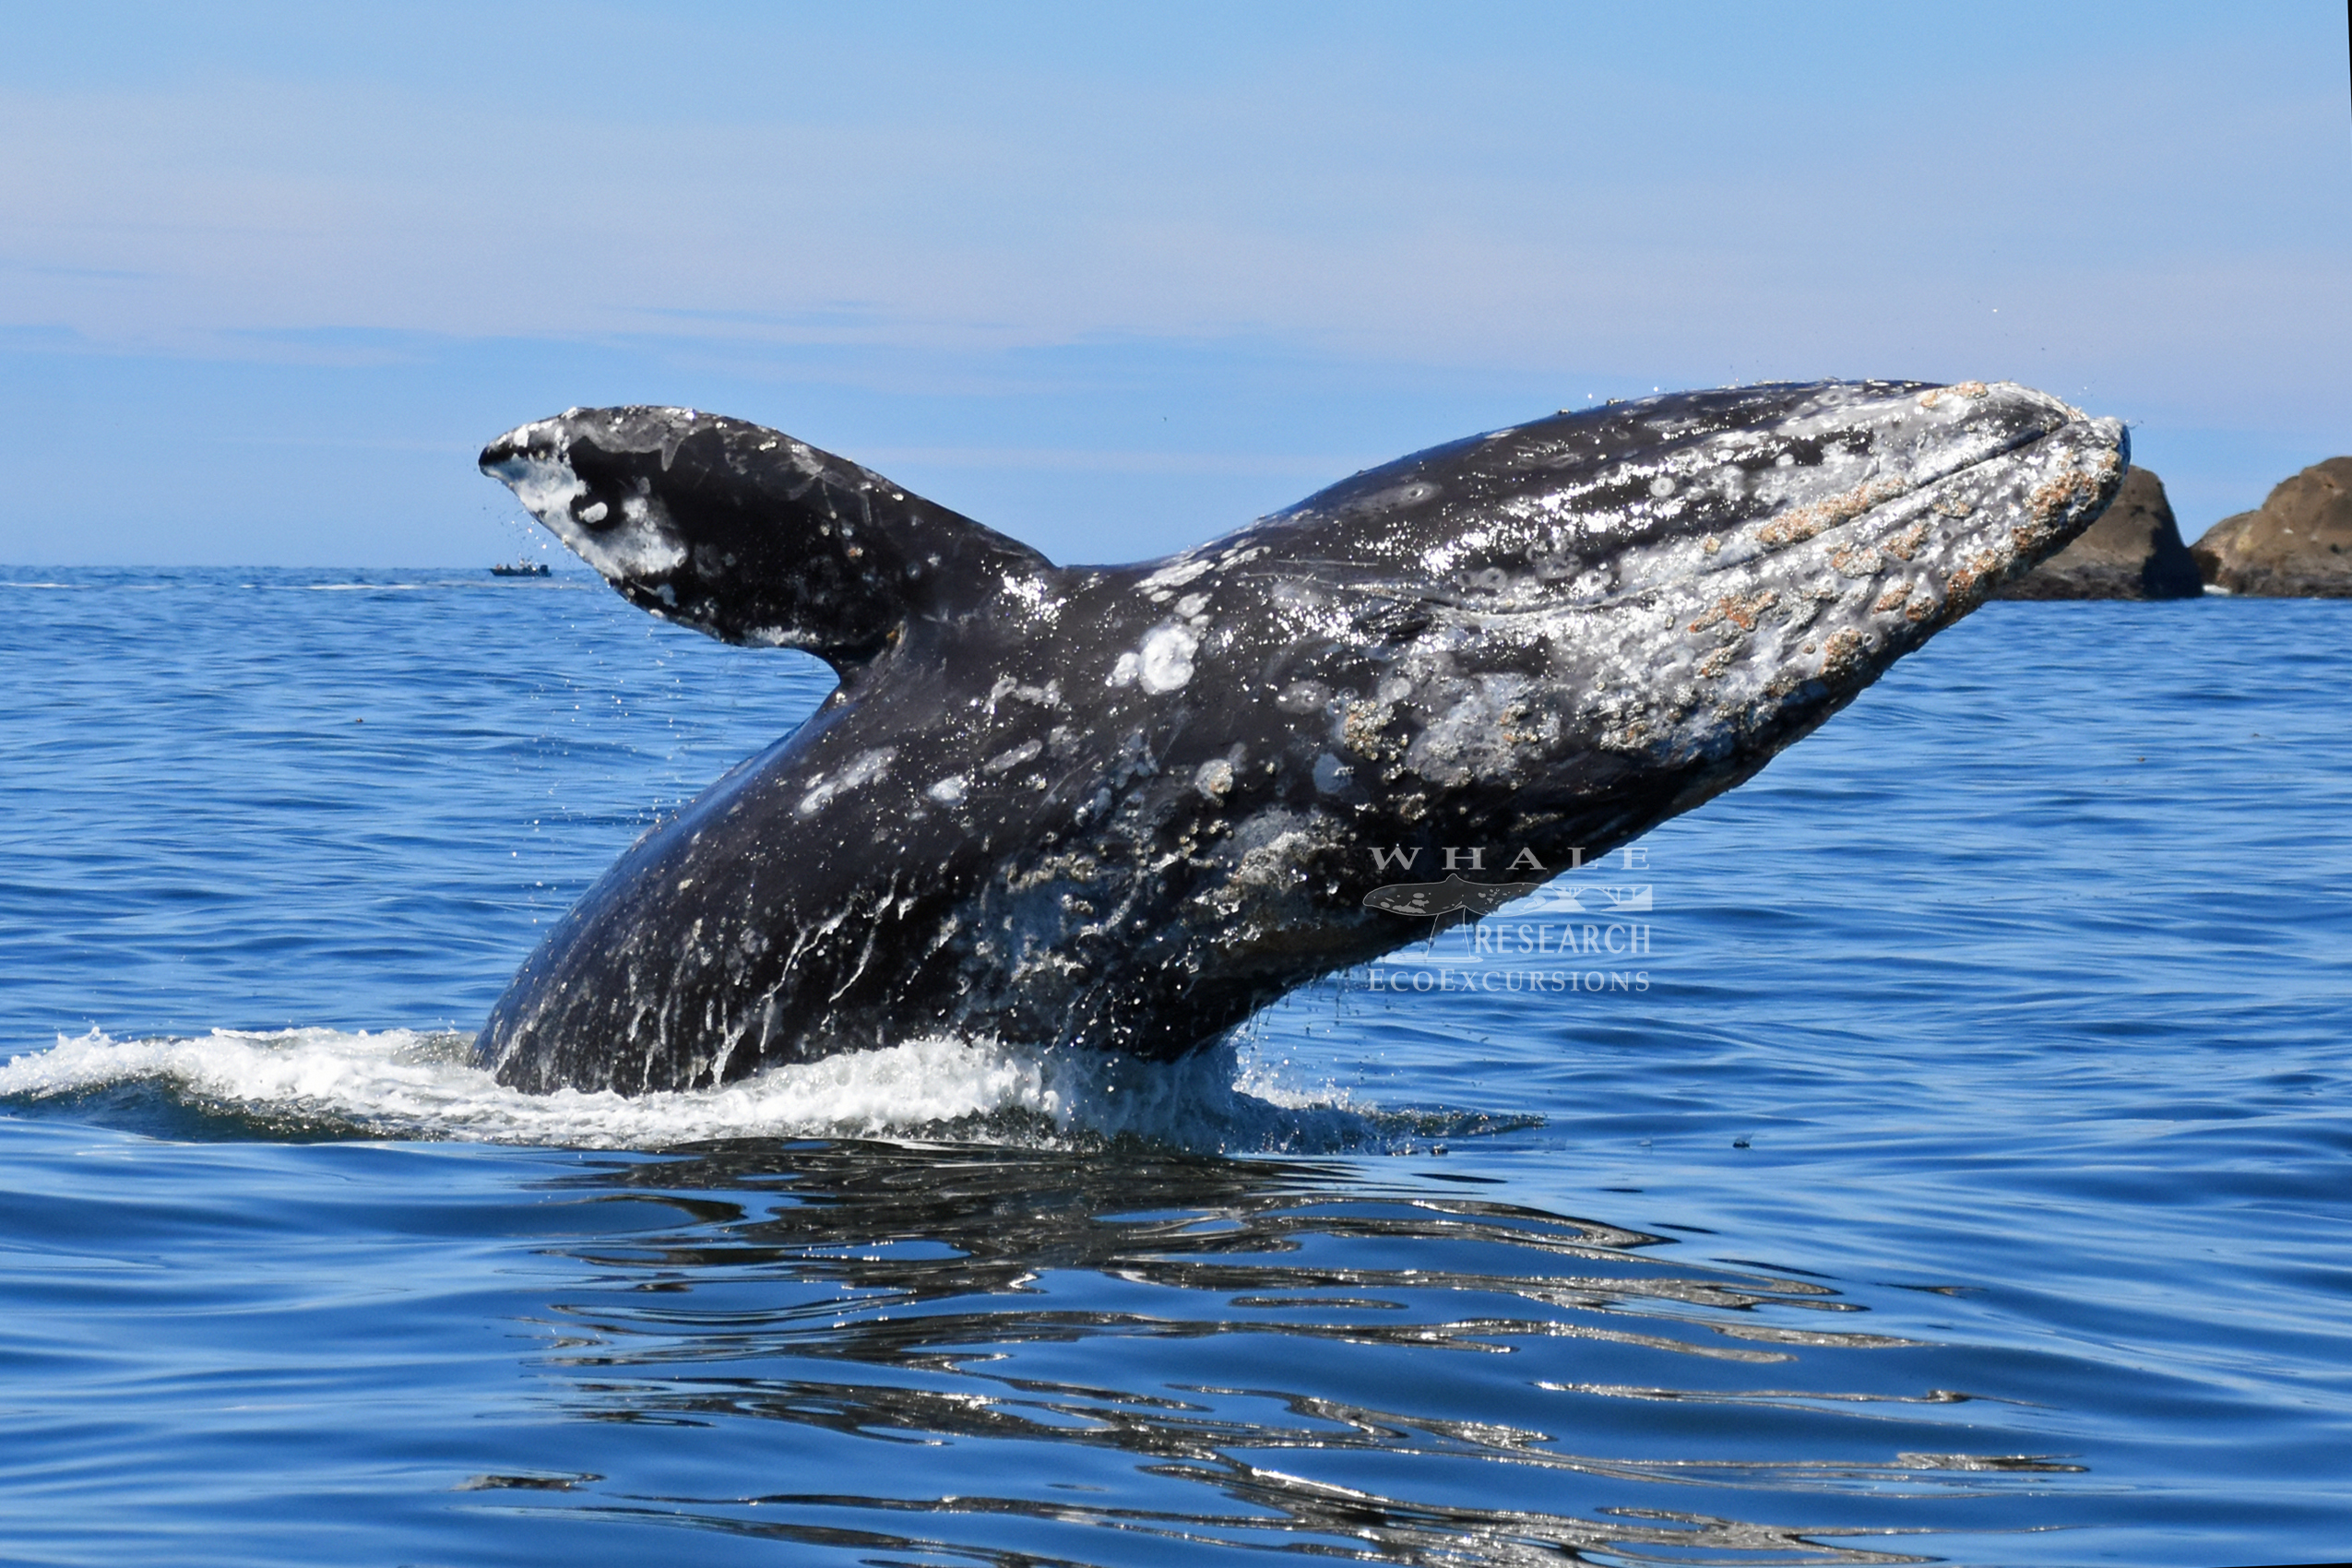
[0, 1026, 1431, 1153]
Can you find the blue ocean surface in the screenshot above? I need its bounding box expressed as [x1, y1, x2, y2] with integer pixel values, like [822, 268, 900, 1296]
[2, 567, 2347, 1567]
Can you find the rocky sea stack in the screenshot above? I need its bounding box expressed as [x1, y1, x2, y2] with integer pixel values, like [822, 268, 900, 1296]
[1997, 465, 2202, 600]
[2191, 457, 2352, 597]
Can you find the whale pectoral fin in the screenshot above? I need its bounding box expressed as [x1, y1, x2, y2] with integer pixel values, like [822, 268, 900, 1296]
[481, 407, 1053, 671]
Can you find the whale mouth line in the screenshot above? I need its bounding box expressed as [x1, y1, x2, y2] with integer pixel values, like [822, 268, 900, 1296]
[1263, 415, 2117, 634]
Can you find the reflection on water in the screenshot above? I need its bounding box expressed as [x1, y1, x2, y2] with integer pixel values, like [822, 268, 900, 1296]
[468, 1142, 2089, 1564]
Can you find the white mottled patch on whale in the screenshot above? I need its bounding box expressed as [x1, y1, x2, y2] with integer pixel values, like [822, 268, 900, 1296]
[492, 446, 584, 523]
[1404, 673, 1539, 788]
[983, 738, 1044, 775]
[489, 443, 690, 580]
[1137, 624, 1198, 694]
[987, 676, 1064, 713]
[1190, 806, 1351, 929]
[1003, 574, 1059, 617]
[928, 775, 968, 804]
[797, 747, 897, 816]
[1137, 556, 1216, 596]
[1276, 680, 1329, 713]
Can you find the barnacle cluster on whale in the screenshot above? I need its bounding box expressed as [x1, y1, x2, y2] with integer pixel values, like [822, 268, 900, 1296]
[476, 381, 2126, 1095]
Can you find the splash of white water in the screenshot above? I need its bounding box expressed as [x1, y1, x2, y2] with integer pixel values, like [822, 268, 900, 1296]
[0, 1026, 1431, 1153]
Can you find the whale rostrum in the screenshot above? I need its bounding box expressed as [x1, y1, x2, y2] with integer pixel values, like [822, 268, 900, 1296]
[476, 381, 2126, 1095]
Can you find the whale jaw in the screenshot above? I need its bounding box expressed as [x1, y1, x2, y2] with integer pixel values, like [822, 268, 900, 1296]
[1550, 382, 2127, 783]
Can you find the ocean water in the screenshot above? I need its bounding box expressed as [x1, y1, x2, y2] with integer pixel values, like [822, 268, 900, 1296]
[3, 566, 2347, 1568]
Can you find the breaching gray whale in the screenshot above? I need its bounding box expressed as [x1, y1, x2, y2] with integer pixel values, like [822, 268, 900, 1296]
[477, 380, 2125, 1095]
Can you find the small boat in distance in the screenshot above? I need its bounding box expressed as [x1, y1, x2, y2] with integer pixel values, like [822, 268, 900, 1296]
[489, 560, 552, 577]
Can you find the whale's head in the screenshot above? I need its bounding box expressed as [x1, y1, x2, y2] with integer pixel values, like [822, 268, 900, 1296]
[1240, 379, 2128, 830]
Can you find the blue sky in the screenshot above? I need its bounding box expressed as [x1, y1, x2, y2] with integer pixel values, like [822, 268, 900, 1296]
[2, 2, 2346, 566]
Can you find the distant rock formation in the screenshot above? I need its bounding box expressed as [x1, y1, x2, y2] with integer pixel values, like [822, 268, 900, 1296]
[1997, 465, 2202, 600]
[2192, 457, 2352, 597]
